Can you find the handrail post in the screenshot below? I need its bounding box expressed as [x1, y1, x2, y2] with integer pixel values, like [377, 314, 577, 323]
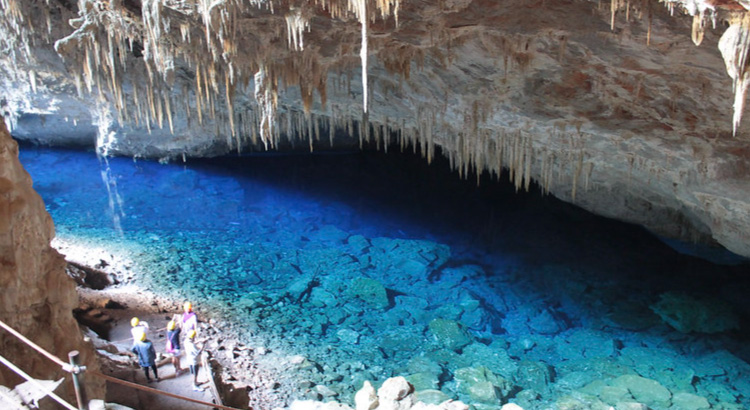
[68, 351, 88, 410]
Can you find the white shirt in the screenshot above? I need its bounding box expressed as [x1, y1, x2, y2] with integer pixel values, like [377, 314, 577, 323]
[130, 322, 149, 341]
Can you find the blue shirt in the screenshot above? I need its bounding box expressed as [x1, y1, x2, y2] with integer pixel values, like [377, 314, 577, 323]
[131, 340, 156, 367]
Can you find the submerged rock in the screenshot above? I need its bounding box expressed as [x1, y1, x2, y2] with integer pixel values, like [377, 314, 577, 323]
[514, 361, 554, 394]
[349, 277, 390, 310]
[428, 319, 473, 352]
[610, 374, 671, 409]
[453, 366, 513, 404]
[412, 390, 451, 406]
[405, 372, 440, 391]
[650, 291, 739, 334]
[670, 392, 710, 410]
[460, 342, 518, 378]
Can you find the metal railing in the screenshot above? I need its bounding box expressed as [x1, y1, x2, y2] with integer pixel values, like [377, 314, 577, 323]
[0, 318, 246, 410]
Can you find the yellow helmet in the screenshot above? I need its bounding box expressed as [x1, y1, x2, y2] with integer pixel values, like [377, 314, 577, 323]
[188, 330, 197, 339]
[184, 302, 192, 312]
[139, 331, 147, 342]
[130, 317, 140, 327]
[167, 320, 176, 331]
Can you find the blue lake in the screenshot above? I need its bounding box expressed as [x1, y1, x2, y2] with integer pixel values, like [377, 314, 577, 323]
[18, 144, 750, 409]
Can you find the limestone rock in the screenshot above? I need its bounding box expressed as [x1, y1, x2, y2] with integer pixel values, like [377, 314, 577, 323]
[355, 381, 378, 410]
[290, 400, 355, 410]
[0, 118, 105, 403]
[428, 319, 473, 352]
[461, 342, 518, 377]
[453, 366, 512, 403]
[378, 376, 414, 401]
[412, 390, 451, 405]
[613, 403, 648, 410]
[377, 377, 415, 410]
[514, 361, 554, 393]
[671, 392, 711, 410]
[349, 277, 389, 310]
[611, 375, 671, 408]
[405, 372, 440, 391]
[650, 291, 739, 334]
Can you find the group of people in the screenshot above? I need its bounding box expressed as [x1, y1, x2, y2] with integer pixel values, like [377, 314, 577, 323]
[129, 302, 205, 391]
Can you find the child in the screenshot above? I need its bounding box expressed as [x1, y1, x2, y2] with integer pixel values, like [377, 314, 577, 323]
[184, 329, 204, 391]
[166, 319, 182, 375]
[131, 332, 159, 383]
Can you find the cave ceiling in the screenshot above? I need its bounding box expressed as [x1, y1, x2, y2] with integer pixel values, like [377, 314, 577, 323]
[2, 0, 750, 260]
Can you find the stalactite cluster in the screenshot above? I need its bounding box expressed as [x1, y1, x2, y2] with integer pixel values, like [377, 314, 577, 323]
[0, 0, 749, 205]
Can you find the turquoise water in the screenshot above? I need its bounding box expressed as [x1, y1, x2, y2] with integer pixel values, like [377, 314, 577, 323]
[19, 144, 750, 409]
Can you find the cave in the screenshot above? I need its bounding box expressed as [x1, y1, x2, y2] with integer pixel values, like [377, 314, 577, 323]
[3, 0, 750, 409]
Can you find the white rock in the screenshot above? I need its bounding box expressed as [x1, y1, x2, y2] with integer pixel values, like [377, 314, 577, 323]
[378, 376, 413, 401]
[315, 384, 339, 397]
[438, 400, 469, 410]
[355, 381, 378, 410]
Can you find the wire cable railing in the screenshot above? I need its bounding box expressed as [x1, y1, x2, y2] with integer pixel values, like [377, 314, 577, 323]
[0, 318, 246, 410]
[0, 353, 78, 410]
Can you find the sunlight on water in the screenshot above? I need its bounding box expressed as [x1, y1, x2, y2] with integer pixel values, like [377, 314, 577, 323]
[19, 145, 750, 409]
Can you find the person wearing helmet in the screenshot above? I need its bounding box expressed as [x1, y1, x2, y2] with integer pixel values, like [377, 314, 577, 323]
[182, 302, 198, 334]
[165, 320, 183, 375]
[130, 317, 149, 345]
[184, 329, 205, 391]
[131, 331, 159, 383]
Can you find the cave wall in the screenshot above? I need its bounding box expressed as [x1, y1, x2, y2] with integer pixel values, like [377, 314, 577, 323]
[0, 116, 105, 403]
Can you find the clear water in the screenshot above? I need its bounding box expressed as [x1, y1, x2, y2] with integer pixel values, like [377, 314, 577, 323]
[18, 144, 750, 409]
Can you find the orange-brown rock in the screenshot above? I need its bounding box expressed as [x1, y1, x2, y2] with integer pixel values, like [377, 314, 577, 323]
[0, 116, 105, 403]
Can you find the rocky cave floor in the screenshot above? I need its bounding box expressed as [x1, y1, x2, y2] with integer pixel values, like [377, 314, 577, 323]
[72, 270, 286, 410]
[63, 230, 750, 410]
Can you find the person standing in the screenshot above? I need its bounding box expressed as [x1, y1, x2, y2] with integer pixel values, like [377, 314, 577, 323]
[130, 317, 149, 345]
[184, 329, 204, 391]
[182, 302, 198, 334]
[166, 320, 183, 376]
[131, 332, 159, 383]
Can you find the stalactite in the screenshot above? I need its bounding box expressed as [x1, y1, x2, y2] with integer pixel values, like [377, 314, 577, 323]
[348, 0, 369, 113]
[719, 13, 750, 136]
[692, 12, 705, 46]
[254, 66, 278, 149]
[285, 7, 309, 51]
[225, 70, 236, 138]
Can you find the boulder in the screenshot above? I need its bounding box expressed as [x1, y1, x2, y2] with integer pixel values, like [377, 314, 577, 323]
[514, 361, 554, 393]
[355, 381, 378, 410]
[527, 309, 563, 335]
[412, 390, 451, 405]
[336, 328, 361, 345]
[406, 372, 440, 391]
[377, 377, 415, 410]
[650, 291, 739, 334]
[461, 342, 518, 377]
[349, 277, 389, 309]
[670, 392, 710, 410]
[611, 375, 671, 408]
[290, 400, 354, 410]
[453, 366, 513, 403]
[287, 275, 316, 302]
[428, 319, 473, 352]
[378, 376, 414, 401]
